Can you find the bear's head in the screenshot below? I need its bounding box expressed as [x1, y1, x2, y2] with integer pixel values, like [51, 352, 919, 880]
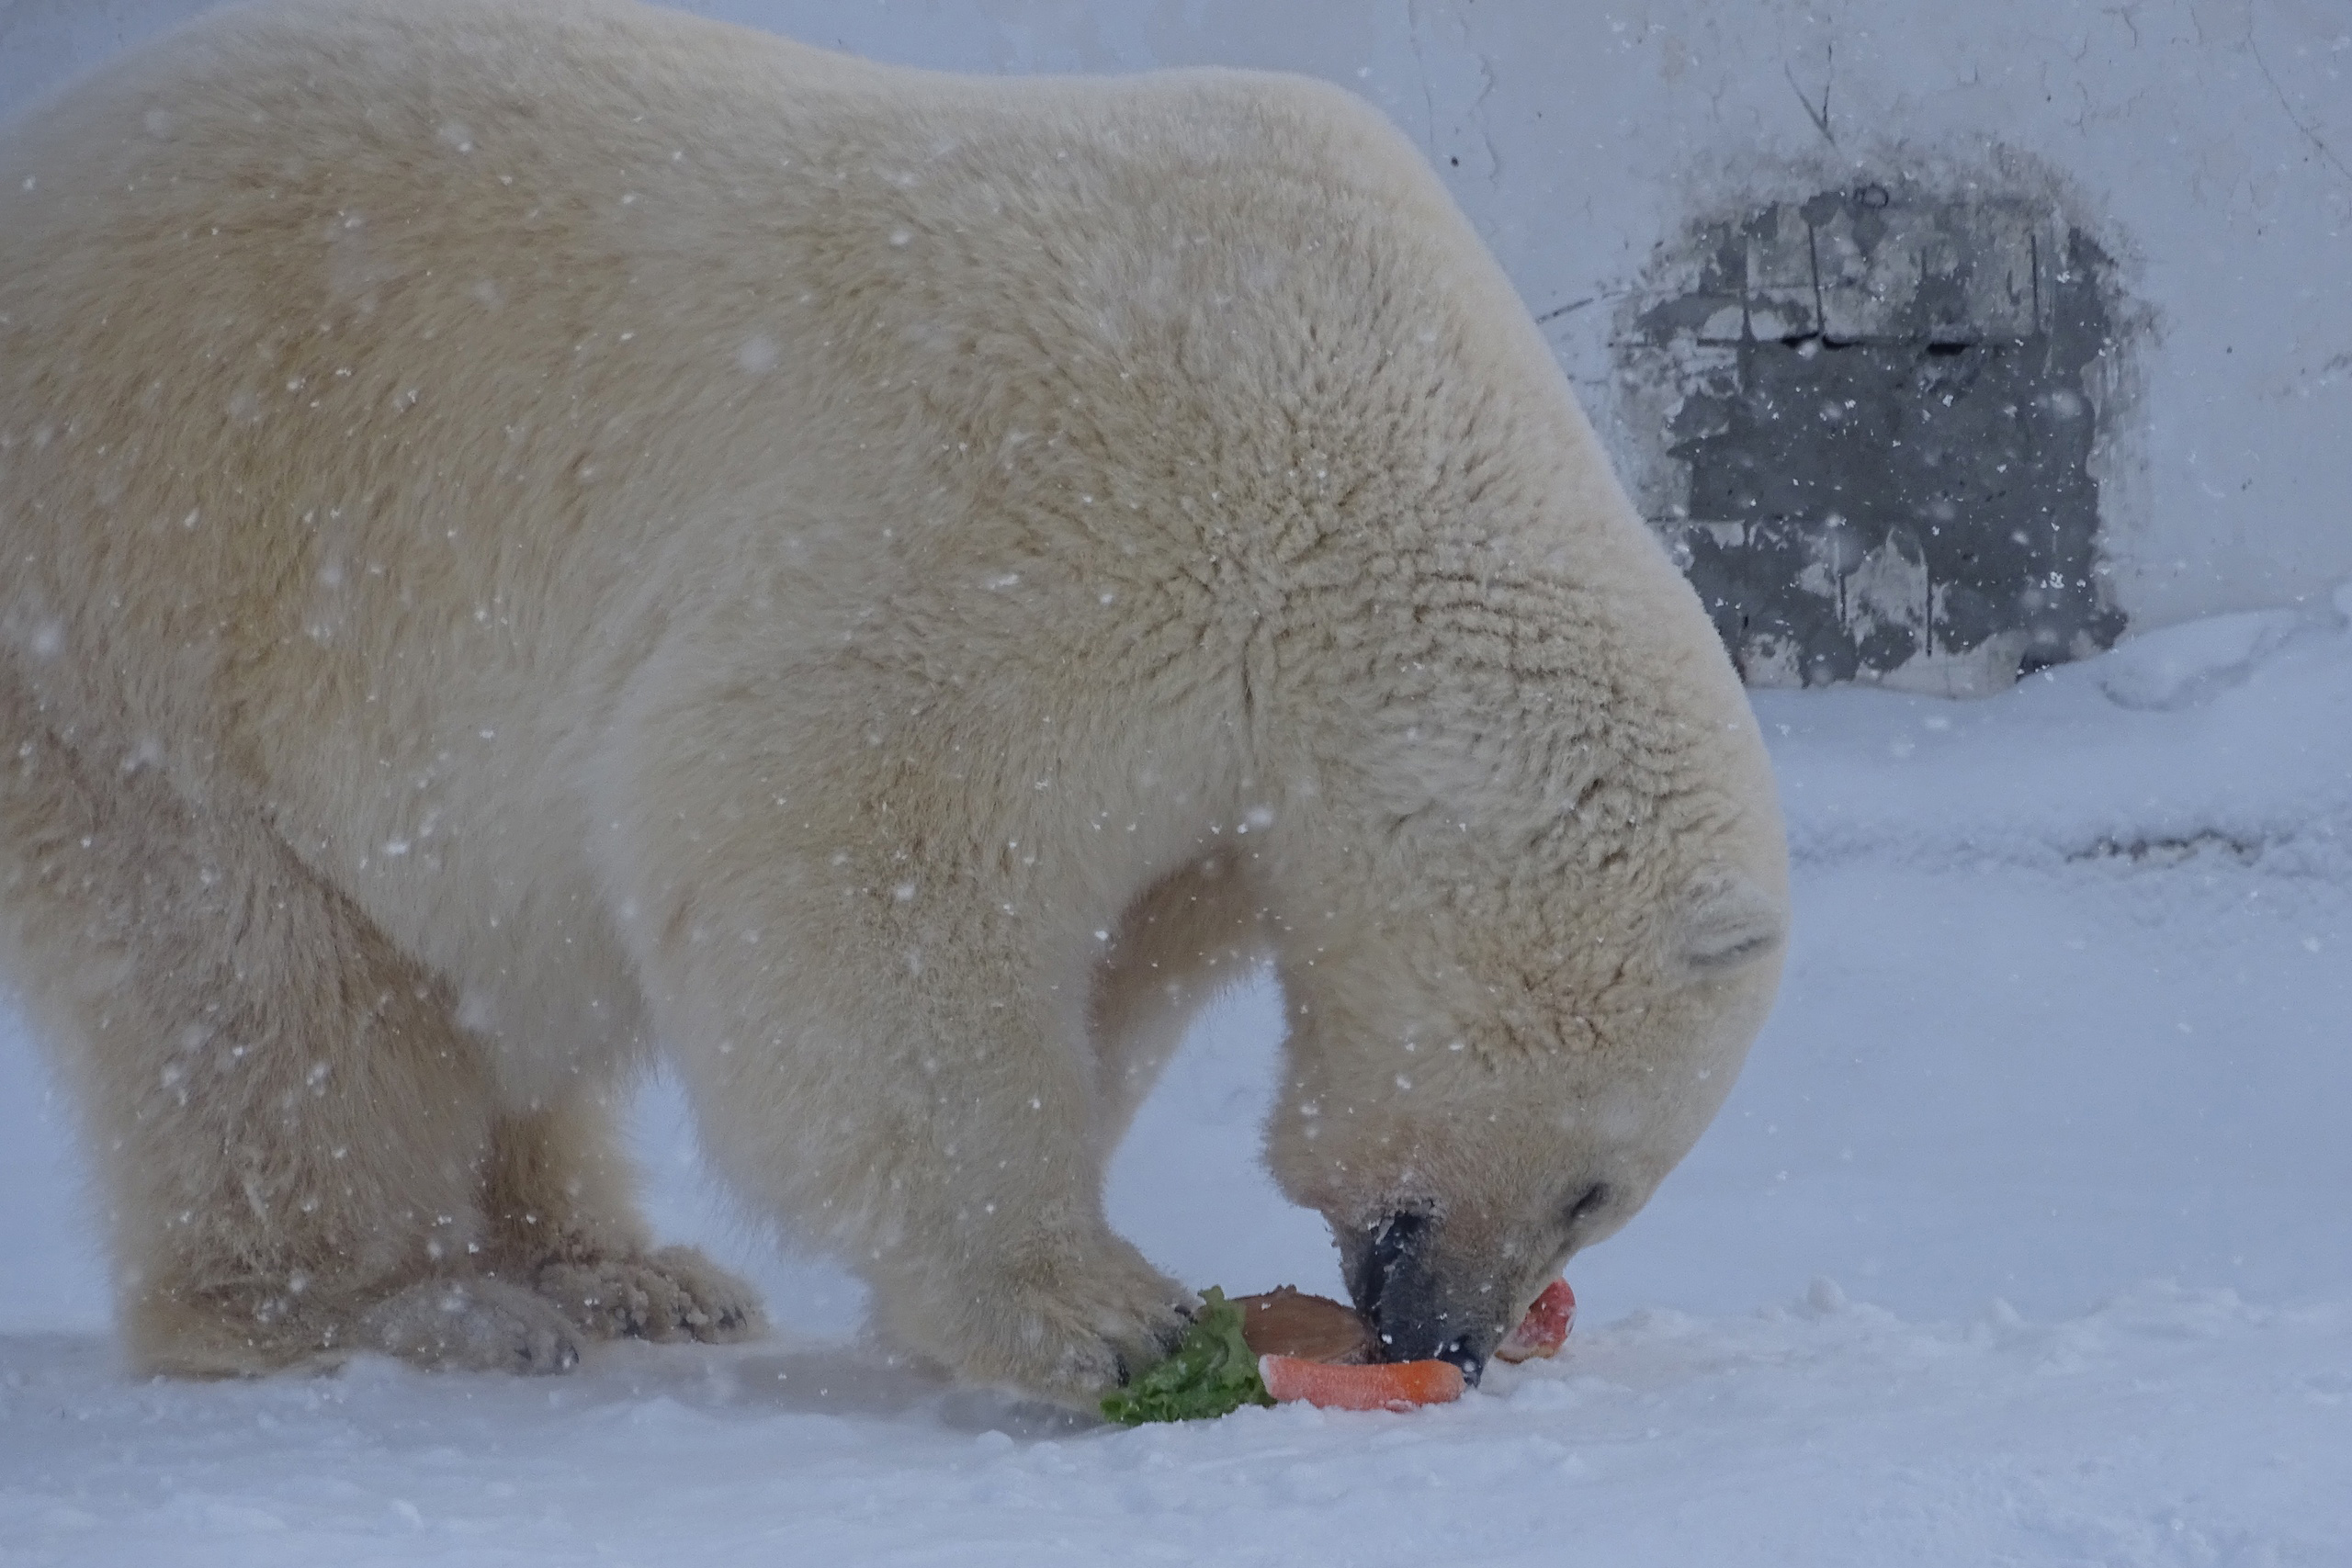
[1259, 582, 1787, 1383]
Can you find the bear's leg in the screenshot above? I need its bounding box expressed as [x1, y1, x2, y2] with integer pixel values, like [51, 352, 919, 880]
[652, 927, 1189, 1403]
[598, 701, 1193, 1404]
[0, 671, 578, 1375]
[477, 1089, 763, 1343]
[1087, 851, 1270, 1162]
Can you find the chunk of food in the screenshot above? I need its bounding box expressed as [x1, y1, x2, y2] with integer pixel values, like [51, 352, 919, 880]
[1238, 1288, 1463, 1411]
[1494, 1278, 1577, 1364]
[1101, 1278, 1571, 1423]
[1232, 1286, 1377, 1364]
[1258, 1353, 1466, 1411]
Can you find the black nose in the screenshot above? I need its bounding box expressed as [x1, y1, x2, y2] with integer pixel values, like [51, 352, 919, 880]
[1349, 1210, 1428, 1325]
[1351, 1211, 1489, 1387]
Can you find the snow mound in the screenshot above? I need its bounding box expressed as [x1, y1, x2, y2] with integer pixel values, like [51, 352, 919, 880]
[1765, 585, 2352, 873]
[2094, 605, 2318, 712]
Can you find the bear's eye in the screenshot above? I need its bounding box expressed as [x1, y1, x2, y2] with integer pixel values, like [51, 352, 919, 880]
[1565, 1182, 1611, 1225]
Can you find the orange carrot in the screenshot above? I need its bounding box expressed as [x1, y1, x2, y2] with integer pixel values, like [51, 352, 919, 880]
[1494, 1278, 1577, 1364]
[1259, 1353, 1465, 1411]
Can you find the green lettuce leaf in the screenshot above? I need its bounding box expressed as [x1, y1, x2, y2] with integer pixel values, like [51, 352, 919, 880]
[1099, 1287, 1274, 1425]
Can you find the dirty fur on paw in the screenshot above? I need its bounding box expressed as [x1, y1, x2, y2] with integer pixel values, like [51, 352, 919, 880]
[356, 1278, 582, 1373]
[530, 1246, 766, 1344]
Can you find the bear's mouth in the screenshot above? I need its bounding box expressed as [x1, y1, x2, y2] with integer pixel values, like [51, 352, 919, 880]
[1348, 1210, 1492, 1385]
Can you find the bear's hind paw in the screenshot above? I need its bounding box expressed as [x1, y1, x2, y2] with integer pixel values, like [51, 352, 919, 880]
[531, 1246, 767, 1345]
[356, 1278, 582, 1374]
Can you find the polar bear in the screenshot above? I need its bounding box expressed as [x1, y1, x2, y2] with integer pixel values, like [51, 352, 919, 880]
[0, 0, 1786, 1402]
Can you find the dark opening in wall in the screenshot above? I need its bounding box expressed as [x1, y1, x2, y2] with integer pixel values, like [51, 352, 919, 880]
[1609, 181, 2133, 694]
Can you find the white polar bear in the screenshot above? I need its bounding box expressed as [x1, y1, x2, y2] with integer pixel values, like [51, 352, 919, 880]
[0, 0, 1787, 1403]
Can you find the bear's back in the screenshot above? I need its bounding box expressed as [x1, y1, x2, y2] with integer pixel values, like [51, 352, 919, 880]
[0, 1, 1448, 753]
[0, 0, 1722, 889]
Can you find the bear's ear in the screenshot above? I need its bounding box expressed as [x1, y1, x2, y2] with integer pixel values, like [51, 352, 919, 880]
[1671, 872, 1786, 981]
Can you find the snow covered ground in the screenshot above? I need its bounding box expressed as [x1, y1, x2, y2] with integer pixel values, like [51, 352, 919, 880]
[6, 597, 2350, 1566]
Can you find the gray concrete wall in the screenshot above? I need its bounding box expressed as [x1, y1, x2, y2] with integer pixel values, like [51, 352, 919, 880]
[6, 0, 2346, 684]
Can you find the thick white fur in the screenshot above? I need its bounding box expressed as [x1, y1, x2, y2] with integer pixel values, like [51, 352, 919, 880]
[0, 0, 1786, 1401]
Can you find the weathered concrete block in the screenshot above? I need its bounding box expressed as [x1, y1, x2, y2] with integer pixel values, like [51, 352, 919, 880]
[1614, 177, 2132, 695]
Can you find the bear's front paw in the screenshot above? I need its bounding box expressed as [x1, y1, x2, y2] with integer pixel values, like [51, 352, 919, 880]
[531, 1246, 766, 1344]
[356, 1278, 582, 1374]
[878, 1234, 1193, 1407]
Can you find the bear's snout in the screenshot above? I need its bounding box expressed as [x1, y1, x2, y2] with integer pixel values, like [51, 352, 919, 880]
[1349, 1211, 1501, 1386]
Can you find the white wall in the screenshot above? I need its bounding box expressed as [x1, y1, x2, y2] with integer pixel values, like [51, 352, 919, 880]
[4, 0, 2346, 633]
